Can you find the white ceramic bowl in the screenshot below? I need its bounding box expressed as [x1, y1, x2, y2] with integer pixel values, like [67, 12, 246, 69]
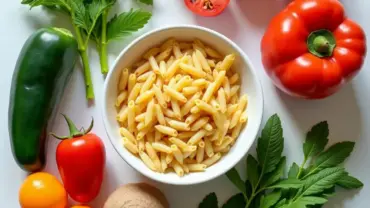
[102, 25, 263, 185]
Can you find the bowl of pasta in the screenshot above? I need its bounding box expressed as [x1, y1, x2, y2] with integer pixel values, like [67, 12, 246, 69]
[102, 25, 263, 185]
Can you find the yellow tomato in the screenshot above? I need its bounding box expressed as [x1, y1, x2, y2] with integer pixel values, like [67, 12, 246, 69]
[19, 172, 67, 208]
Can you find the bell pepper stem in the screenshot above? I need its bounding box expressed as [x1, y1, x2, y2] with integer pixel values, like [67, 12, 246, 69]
[313, 36, 330, 54]
[307, 29, 336, 58]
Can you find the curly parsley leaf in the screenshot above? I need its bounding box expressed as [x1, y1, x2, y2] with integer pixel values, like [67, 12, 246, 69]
[107, 9, 152, 42]
[199, 192, 218, 208]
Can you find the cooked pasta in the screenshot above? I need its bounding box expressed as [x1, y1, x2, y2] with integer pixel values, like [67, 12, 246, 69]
[115, 38, 249, 176]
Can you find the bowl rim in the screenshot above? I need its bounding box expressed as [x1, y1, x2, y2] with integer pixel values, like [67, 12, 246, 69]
[102, 24, 264, 185]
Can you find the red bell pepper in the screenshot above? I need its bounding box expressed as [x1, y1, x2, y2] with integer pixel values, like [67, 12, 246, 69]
[51, 115, 105, 203]
[261, 0, 366, 99]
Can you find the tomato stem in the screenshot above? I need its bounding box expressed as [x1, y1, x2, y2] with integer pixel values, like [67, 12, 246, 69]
[50, 115, 94, 140]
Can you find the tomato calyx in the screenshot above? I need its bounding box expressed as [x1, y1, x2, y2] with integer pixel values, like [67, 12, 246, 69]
[307, 29, 336, 58]
[51, 114, 94, 140]
[203, 0, 214, 10]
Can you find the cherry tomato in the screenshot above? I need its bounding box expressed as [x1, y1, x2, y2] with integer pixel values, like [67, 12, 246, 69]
[184, 0, 230, 17]
[71, 206, 91, 208]
[19, 172, 67, 208]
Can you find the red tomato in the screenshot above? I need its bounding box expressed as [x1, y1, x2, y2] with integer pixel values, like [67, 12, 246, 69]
[52, 115, 105, 203]
[184, 0, 230, 17]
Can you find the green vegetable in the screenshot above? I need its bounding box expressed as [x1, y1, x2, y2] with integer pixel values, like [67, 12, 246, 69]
[21, 0, 152, 98]
[92, 8, 152, 74]
[138, 0, 153, 5]
[198, 114, 363, 208]
[9, 27, 79, 172]
[21, 0, 108, 99]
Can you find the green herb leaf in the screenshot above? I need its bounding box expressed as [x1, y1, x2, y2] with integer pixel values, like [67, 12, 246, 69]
[246, 155, 260, 190]
[69, 0, 90, 31]
[262, 157, 286, 187]
[107, 9, 152, 42]
[245, 180, 253, 198]
[138, 0, 153, 5]
[257, 114, 284, 175]
[288, 163, 300, 179]
[300, 167, 347, 196]
[320, 186, 336, 198]
[226, 168, 246, 196]
[336, 175, 363, 189]
[303, 121, 329, 160]
[275, 198, 287, 208]
[199, 192, 218, 208]
[267, 178, 303, 190]
[309, 142, 355, 176]
[297, 196, 328, 206]
[260, 191, 281, 208]
[222, 193, 246, 208]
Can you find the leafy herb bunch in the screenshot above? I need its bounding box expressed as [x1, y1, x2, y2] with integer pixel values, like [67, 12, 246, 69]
[200, 114, 363, 208]
[22, 0, 152, 99]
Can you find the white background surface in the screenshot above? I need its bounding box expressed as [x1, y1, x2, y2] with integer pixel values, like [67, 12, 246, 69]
[1, 0, 369, 207]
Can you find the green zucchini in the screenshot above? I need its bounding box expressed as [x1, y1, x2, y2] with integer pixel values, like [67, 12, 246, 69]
[8, 27, 79, 172]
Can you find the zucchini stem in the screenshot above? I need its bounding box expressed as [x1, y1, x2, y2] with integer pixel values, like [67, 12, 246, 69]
[100, 10, 109, 74]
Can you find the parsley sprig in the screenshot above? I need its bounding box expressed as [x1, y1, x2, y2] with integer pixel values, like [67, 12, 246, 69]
[21, 0, 152, 99]
[200, 114, 363, 208]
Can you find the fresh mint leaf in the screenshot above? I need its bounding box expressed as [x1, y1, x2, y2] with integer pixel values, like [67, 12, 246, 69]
[246, 155, 260, 190]
[320, 186, 336, 198]
[260, 191, 281, 208]
[303, 121, 329, 160]
[297, 196, 328, 205]
[107, 9, 152, 42]
[222, 193, 246, 208]
[288, 163, 299, 179]
[257, 114, 284, 175]
[267, 178, 302, 190]
[309, 142, 355, 176]
[262, 157, 286, 187]
[226, 168, 246, 196]
[199, 192, 218, 208]
[336, 175, 363, 189]
[245, 180, 253, 198]
[300, 167, 347, 196]
[283, 196, 327, 208]
[138, 0, 153, 5]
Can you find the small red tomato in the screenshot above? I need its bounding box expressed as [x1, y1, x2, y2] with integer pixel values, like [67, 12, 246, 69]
[184, 0, 230, 17]
[52, 115, 105, 203]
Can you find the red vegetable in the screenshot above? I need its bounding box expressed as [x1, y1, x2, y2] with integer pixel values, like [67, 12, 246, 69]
[261, 0, 366, 99]
[51, 115, 105, 203]
[184, 0, 230, 17]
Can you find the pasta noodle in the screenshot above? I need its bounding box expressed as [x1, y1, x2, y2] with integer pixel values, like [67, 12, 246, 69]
[115, 38, 249, 176]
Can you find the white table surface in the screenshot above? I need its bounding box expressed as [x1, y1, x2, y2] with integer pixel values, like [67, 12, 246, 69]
[1, 0, 369, 207]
